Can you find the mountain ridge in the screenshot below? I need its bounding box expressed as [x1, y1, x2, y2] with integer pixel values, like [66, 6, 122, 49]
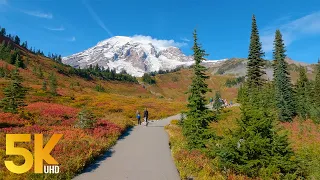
[62, 36, 224, 77]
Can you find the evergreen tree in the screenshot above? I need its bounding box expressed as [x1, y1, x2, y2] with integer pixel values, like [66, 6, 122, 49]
[182, 30, 213, 149]
[273, 30, 295, 122]
[217, 88, 298, 178]
[57, 55, 62, 63]
[0, 28, 6, 36]
[38, 67, 44, 78]
[213, 91, 223, 112]
[14, 54, 24, 68]
[246, 15, 265, 89]
[0, 69, 27, 113]
[310, 61, 320, 123]
[14, 36, 20, 45]
[9, 51, 18, 65]
[295, 66, 311, 120]
[314, 60, 320, 106]
[49, 72, 58, 95]
[142, 73, 156, 84]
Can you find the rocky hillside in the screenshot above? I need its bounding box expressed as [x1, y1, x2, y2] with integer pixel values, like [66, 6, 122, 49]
[209, 57, 316, 81]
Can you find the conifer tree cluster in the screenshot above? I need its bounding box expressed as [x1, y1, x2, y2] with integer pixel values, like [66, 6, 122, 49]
[142, 73, 156, 84]
[0, 69, 27, 113]
[310, 61, 320, 122]
[314, 60, 320, 106]
[217, 15, 299, 178]
[0, 41, 25, 68]
[65, 64, 138, 83]
[182, 30, 214, 149]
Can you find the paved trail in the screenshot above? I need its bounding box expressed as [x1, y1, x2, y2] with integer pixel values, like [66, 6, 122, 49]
[74, 114, 181, 180]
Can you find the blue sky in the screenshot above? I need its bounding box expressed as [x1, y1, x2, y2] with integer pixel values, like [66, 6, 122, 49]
[0, 0, 319, 63]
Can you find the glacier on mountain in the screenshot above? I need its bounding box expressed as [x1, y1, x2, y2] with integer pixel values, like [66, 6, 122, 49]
[62, 35, 225, 77]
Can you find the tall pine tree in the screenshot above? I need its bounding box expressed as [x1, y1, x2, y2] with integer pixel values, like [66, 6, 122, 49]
[309, 60, 320, 123]
[0, 69, 27, 113]
[314, 60, 320, 106]
[295, 66, 311, 120]
[49, 72, 58, 95]
[213, 91, 223, 112]
[182, 29, 213, 149]
[273, 30, 295, 122]
[14, 54, 24, 68]
[247, 15, 265, 89]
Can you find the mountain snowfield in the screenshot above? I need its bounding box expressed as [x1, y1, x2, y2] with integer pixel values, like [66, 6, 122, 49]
[62, 35, 226, 77]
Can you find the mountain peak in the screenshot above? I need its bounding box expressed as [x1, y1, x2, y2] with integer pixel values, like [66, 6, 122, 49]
[63, 35, 193, 77]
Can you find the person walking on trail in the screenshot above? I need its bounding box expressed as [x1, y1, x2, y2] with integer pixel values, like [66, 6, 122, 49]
[136, 110, 141, 125]
[209, 97, 213, 106]
[144, 108, 149, 126]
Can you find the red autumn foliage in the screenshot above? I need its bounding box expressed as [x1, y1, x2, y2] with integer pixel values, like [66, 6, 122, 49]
[281, 119, 320, 150]
[26, 102, 78, 118]
[25, 102, 79, 126]
[0, 125, 48, 134]
[88, 120, 123, 139]
[0, 113, 28, 127]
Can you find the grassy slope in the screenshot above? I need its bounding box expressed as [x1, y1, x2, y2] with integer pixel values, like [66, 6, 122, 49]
[148, 68, 238, 102]
[0, 47, 185, 179]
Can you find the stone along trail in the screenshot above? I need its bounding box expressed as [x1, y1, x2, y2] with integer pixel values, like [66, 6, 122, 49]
[74, 114, 181, 180]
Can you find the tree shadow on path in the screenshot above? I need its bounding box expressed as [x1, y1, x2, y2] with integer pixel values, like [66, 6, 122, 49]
[76, 127, 134, 174]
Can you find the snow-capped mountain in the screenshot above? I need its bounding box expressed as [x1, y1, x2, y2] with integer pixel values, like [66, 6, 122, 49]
[62, 36, 224, 77]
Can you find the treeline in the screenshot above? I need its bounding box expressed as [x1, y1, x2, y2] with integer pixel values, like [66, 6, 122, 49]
[0, 25, 138, 83]
[225, 76, 245, 87]
[143, 66, 186, 84]
[65, 64, 137, 83]
[149, 66, 185, 76]
[142, 73, 156, 84]
[1, 25, 63, 62]
[181, 15, 320, 179]
[0, 41, 25, 68]
[1, 25, 44, 56]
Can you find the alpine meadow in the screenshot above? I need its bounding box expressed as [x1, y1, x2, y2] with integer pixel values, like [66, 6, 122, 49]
[1, 1, 320, 179]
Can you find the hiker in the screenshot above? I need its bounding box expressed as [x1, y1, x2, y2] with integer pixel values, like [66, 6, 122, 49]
[225, 99, 228, 107]
[209, 97, 213, 106]
[230, 100, 233, 106]
[144, 107, 149, 126]
[136, 110, 141, 125]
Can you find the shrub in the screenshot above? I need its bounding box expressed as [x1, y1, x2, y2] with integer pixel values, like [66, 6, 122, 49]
[75, 109, 96, 129]
[94, 84, 106, 92]
[142, 73, 156, 84]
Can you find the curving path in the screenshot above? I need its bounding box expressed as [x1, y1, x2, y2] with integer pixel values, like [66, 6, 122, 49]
[73, 114, 181, 180]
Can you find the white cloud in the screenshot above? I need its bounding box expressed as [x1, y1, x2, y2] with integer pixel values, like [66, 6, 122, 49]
[181, 37, 190, 42]
[23, 10, 53, 19]
[131, 35, 187, 49]
[83, 0, 113, 37]
[45, 26, 65, 31]
[261, 11, 320, 52]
